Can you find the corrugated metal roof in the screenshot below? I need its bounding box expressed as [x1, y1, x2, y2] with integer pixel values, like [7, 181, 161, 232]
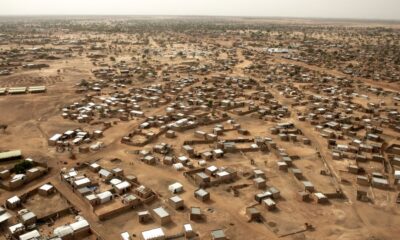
[54, 225, 73, 237]
[19, 230, 41, 240]
[70, 219, 89, 231]
[153, 207, 169, 218]
[142, 227, 165, 240]
[0, 212, 11, 223]
[0, 150, 22, 160]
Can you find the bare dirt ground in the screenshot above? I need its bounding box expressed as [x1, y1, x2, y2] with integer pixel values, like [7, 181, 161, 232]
[0, 17, 399, 240]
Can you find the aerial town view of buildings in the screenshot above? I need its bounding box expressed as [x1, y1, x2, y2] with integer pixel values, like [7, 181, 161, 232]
[0, 0, 399, 239]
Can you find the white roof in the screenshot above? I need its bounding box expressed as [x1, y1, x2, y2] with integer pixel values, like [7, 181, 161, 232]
[21, 211, 36, 221]
[217, 171, 229, 177]
[168, 182, 183, 192]
[99, 168, 112, 177]
[86, 194, 98, 201]
[173, 163, 184, 170]
[90, 163, 100, 168]
[170, 195, 183, 203]
[9, 223, 24, 234]
[394, 170, 400, 180]
[110, 178, 122, 186]
[97, 191, 113, 200]
[115, 181, 131, 190]
[27, 168, 39, 173]
[214, 149, 224, 154]
[11, 174, 26, 181]
[121, 232, 131, 240]
[142, 228, 165, 240]
[263, 198, 276, 205]
[7, 196, 20, 204]
[49, 134, 62, 141]
[153, 207, 169, 218]
[184, 224, 193, 232]
[178, 156, 188, 162]
[0, 212, 11, 223]
[207, 165, 218, 172]
[195, 188, 208, 196]
[68, 170, 78, 177]
[131, 110, 143, 114]
[19, 230, 41, 240]
[54, 225, 73, 237]
[39, 183, 53, 191]
[74, 177, 91, 186]
[64, 130, 74, 135]
[314, 192, 327, 199]
[70, 219, 89, 231]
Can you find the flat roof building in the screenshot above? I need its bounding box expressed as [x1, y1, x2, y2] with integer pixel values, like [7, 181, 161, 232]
[141, 227, 165, 240]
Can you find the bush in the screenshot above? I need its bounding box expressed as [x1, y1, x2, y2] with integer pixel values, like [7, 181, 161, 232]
[13, 160, 34, 174]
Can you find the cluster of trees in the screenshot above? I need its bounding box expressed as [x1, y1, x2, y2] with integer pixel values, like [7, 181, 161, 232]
[13, 160, 34, 174]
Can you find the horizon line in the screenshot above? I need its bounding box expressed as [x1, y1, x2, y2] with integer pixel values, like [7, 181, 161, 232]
[0, 14, 399, 23]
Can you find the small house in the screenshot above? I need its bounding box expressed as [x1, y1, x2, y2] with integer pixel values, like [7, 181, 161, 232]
[138, 210, 152, 224]
[6, 196, 21, 209]
[253, 177, 266, 189]
[98, 169, 113, 181]
[301, 181, 315, 192]
[85, 194, 99, 206]
[297, 191, 310, 202]
[201, 151, 213, 161]
[38, 183, 55, 196]
[206, 165, 218, 175]
[166, 130, 176, 138]
[263, 198, 276, 210]
[255, 191, 272, 203]
[152, 207, 171, 225]
[268, 187, 280, 199]
[18, 209, 37, 226]
[9, 223, 25, 237]
[97, 191, 113, 204]
[211, 229, 226, 240]
[246, 207, 261, 221]
[19, 230, 41, 240]
[356, 187, 369, 202]
[371, 177, 389, 189]
[253, 169, 265, 179]
[70, 218, 90, 238]
[194, 188, 210, 202]
[195, 172, 210, 185]
[0, 169, 10, 180]
[73, 177, 91, 189]
[89, 163, 101, 172]
[114, 181, 132, 194]
[135, 185, 153, 199]
[213, 149, 224, 158]
[313, 192, 328, 204]
[277, 161, 288, 171]
[169, 196, 184, 210]
[183, 223, 195, 238]
[189, 207, 202, 221]
[356, 175, 369, 186]
[121, 232, 131, 240]
[48, 134, 62, 146]
[168, 182, 183, 194]
[141, 227, 165, 240]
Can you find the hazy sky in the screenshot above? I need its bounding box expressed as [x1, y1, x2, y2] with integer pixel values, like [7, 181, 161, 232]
[0, 0, 399, 20]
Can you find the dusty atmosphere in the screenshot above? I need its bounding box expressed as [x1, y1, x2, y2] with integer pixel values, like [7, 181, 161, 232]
[0, 16, 399, 240]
